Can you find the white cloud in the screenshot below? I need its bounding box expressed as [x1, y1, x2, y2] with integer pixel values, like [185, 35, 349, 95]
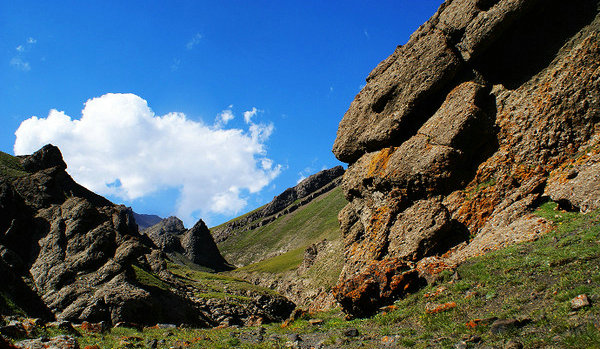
[14, 93, 281, 226]
[16, 45, 24, 52]
[217, 105, 235, 125]
[186, 33, 203, 50]
[10, 57, 30, 71]
[243, 107, 259, 124]
[27, 37, 36, 44]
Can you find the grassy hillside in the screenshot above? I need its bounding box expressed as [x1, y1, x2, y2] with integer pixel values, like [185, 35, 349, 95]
[0, 151, 28, 178]
[216, 186, 347, 268]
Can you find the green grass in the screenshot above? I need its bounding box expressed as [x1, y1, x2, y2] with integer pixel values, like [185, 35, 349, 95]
[167, 262, 278, 299]
[132, 265, 170, 291]
[0, 151, 28, 178]
[237, 247, 305, 274]
[218, 186, 347, 267]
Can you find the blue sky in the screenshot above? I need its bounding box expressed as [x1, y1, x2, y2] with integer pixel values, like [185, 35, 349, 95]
[1, 0, 444, 227]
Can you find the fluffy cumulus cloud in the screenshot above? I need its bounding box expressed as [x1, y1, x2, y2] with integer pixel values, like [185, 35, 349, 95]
[14, 93, 280, 226]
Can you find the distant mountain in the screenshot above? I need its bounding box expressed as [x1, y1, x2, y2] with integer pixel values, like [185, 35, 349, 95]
[132, 212, 163, 230]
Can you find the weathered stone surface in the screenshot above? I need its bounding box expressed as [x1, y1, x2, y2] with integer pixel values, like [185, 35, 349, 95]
[545, 151, 600, 213]
[333, 0, 600, 316]
[387, 199, 454, 262]
[333, 29, 463, 163]
[333, 258, 424, 317]
[16, 335, 79, 349]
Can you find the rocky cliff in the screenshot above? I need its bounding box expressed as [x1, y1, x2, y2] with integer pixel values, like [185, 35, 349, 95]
[332, 0, 600, 316]
[0, 145, 293, 326]
[143, 216, 233, 271]
[211, 166, 344, 246]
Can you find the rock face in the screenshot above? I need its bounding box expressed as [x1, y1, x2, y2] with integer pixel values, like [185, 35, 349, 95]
[333, 0, 600, 316]
[0, 145, 292, 325]
[143, 217, 232, 271]
[211, 166, 344, 244]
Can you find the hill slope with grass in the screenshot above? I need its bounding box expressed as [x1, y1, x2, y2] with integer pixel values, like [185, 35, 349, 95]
[212, 181, 347, 311]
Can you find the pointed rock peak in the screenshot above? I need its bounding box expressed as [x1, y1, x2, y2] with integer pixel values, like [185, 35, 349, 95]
[182, 219, 233, 271]
[21, 144, 67, 172]
[189, 219, 209, 233]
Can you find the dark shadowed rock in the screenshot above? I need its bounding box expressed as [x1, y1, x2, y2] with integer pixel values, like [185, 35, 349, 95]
[181, 220, 232, 271]
[333, 258, 424, 317]
[20, 144, 66, 172]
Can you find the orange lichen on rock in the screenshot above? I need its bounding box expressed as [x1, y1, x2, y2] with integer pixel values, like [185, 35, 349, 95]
[333, 258, 423, 317]
[425, 301, 457, 314]
[367, 147, 396, 177]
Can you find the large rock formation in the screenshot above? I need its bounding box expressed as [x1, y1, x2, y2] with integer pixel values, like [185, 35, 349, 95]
[143, 217, 233, 271]
[0, 145, 293, 325]
[333, 0, 600, 316]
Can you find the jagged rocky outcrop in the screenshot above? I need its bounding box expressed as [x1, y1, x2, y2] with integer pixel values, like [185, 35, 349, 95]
[333, 0, 600, 316]
[0, 145, 293, 326]
[143, 217, 233, 271]
[211, 166, 344, 244]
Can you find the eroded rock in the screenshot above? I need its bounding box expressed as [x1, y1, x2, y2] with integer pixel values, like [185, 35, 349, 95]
[333, 0, 600, 316]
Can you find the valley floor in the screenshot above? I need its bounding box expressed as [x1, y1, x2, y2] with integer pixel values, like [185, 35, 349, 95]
[2, 201, 599, 348]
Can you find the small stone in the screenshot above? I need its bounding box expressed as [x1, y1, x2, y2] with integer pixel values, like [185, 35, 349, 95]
[381, 335, 396, 345]
[308, 319, 324, 326]
[288, 333, 302, 342]
[490, 319, 520, 334]
[146, 339, 158, 349]
[343, 328, 359, 337]
[155, 323, 177, 329]
[505, 339, 524, 349]
[455, 340, 468, 349]
[570, 294, 591, 310]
